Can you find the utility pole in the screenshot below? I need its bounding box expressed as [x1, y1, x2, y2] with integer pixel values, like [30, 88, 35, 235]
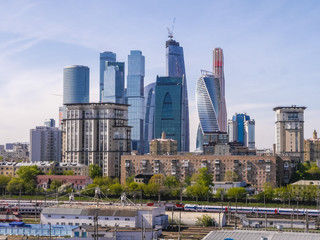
[141, 215, 144, 240]
[49, 223, 51, 240]
[178, 211, 181, 240]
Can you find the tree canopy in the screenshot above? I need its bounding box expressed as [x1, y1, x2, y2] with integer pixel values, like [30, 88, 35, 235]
[89, 164, 102, 179]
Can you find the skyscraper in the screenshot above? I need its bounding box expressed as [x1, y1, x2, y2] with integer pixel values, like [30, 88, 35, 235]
[102, 61, 125, 104]
[228, 113, 255, 150]
[100, 51, 116, 102]
[273, 105, 306, 162]
[196, 71, 221, 151]
[144, 82, 156, 153]
[63, 65, 89, 104]
[165, 36, 189, 151]
[127, 50, 145, 153]
[155, 76, 184, 151]
[213, 48, 227, 132]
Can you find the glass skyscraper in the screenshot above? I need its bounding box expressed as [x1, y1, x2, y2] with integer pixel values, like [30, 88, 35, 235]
[213, 48, 227, 132]
[196, 71, 221, 151]
[144, 82, 156, 153]
[165, 37, 189, 151]
[102, 61, 125, 104]
[100, 51, 116, 102]
[228, 113, 255, 150]
[127, 50, 145, 153]
[63, 65, 89, 104]
[155, 76, 184, 151]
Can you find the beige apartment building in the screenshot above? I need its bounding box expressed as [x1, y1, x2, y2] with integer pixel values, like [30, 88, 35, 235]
[150, 132, 178, 155]
[62, 103, 131, 177]
[121, 155, 293, 191]
[304, 130, 320, 162]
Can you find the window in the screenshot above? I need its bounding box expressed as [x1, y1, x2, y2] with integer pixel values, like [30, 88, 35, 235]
[105, 218, 109, 220]
[61, 216, 65, 218]
[48, 215, 51, 217]
[125, 218, 130, 221]
[115, 218, 119, 220]
[88, 217, 92, 219]
[75, 217, 79, 219]
[69, 223, 73, 226]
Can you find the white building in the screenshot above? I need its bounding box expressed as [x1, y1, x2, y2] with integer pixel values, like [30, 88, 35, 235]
[30, 126, 61, 162]
[212, 181, 247, 194]
[62, 103, 131, 177]
[40, 204, 168, 230]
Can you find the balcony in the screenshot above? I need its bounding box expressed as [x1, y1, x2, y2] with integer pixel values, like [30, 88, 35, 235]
[215, 160, 220, 165]
[125, 163, 130, 168]
[171, 169, 177, 175]
[201, 163, 207, 168]
[266, 166, 271, 172]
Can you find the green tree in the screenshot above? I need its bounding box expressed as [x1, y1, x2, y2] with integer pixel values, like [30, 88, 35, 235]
[50, 180, 62, 191]
[186, 183, 210, 200]
[143, 182, 160, 197]
[16, 165, 40, 183]
[191, 168, 213, 187]
[149, 174, 166, 185]
[0, 175, 11, 188]
[109, 183, 123, 195]
[63, 170, 74, 175]
[89, 164, 102, 179]
[6, 178, 24, 194]
[215, 188, 226, 199]
[263, 183, 275, 201]
[224, 171, 238, 182]
[93, 176, 113, 187]
[126, 176, 135, 184]
[226, 187, 247, 200]
[196, 214, 215, 227]
[165, 175, 179, 188]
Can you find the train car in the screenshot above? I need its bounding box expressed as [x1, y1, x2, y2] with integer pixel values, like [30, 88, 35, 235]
[252, 207, 278, 215]
[203, 205, 228, 212]
[278, 208, 305, 216]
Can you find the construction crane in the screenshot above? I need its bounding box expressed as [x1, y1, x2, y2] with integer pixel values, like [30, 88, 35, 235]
[167, 17, 176, 39]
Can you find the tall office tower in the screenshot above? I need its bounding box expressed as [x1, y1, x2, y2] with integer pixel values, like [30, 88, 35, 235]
[62, 103, 131, 177]
[44, 119, 55, 127]
[127, 50, 145, 154]
[30, 126, 62, 162]
[102, 61, 125, 104]
[273, 106, 306, 162]
[196, 71, 221, 151]
[144, 82, 156, 153]
[99, 51, 116, 102]
[213, 48, 227, 132]
[165, 36, 189, 151]
[228, 113, 255, 150]
[155, 76, 187, 152]
[63, 65, 89, 104]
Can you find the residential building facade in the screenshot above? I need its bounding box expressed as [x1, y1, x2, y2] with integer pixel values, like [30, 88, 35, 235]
[63, 65, 89, 104]
[30, 126, 62, 162]
[121, 154, 288, 191]
[304, 130, 320, 162]
[274, 106, 306, 162]
[61, 103, 131, 177]
[127, 50, 145, 154]
[150, 132, 178, 156]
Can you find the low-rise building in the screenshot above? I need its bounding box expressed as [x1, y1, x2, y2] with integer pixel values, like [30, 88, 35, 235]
[55, 162, 89, 176]
[150, 132, 178, 155]
[40, 204, 168, 230]
[212, 181, 247, 194]
[37, 175, 92, 190]
[122, 155, 294, 191]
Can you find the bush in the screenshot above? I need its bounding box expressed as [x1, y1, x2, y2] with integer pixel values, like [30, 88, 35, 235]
[196, 214, 215, 227]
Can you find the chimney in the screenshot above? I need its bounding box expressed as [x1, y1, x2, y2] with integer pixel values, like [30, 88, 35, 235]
[313, 130, 317, 139]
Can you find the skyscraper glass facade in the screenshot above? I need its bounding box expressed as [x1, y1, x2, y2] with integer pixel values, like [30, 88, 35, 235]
[102, 61, 125, 104]
[144, 82, 156, 153]
[63, 65, 89, 104]
[165, 39, 189, 151]
[127, 50, 145, 153]
[213, 48, 227, 132]
[100, 51, 116, 102]
[228, 113, 255, 149]
[196, 71, 221, 151]
[155, 76, 183, 151]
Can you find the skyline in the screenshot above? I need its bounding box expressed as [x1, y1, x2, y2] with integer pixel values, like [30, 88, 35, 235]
[0, 0, 320, 151]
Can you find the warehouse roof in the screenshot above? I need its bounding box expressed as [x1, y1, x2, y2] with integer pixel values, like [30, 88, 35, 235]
[203, 230, 320, 240]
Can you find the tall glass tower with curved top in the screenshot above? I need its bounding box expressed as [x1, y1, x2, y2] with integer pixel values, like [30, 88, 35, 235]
[63, 65, 89, 104]
[196, 71, 221, 150]
[165, 37, 189, 152]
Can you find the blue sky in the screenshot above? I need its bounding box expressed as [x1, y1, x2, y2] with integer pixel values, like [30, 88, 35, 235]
[0, 0, 319, 151]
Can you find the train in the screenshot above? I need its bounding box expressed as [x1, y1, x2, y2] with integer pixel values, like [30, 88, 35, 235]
[2, 199, 320, 217]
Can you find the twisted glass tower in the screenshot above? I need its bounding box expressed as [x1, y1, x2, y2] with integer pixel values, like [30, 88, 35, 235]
[196, 71, 220, 150]
[144, 82, 156, 153]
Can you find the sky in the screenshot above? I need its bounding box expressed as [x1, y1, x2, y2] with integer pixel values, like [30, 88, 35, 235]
[0, 0, 320, 151]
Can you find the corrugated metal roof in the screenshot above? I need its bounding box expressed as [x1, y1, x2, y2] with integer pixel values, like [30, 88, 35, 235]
[42, 207, 137, 217]
[204, 230, 320, 240]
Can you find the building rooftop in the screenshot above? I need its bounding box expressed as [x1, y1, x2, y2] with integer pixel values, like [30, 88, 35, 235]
[204, 230, 320, 240]
[292, 180, 320, 186]
[273, 105, 307, 111]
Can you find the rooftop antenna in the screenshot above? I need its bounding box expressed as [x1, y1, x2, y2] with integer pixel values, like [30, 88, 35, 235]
[167, 17, 176, 40]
